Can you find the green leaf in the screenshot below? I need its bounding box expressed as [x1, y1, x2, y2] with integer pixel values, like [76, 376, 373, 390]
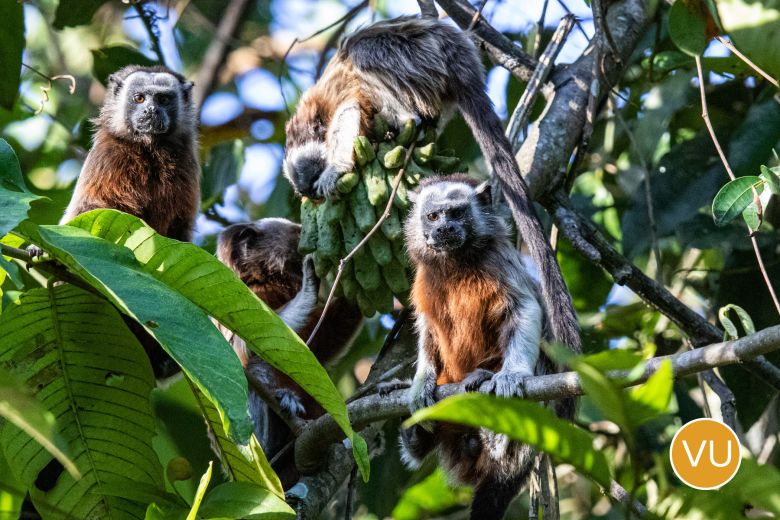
[189, 381, 284, 497]
[760, 165, 780, 195]
[53, 0, 109, 29]
[0, 1, 23, 110]
[741, 200, 761, 232]
[718, 303, 756, 339]
[17, 220, 254, 445]
[0, 369, 79, 480]
[91, 47, 156, 86]
[581, 349, 644, 371]
[575, 362, 630, 433]
[712, 176, 762, 226]
[0, 285, 164, 519]
[669, 0, 709, 56]
[404, 394, 612, 487]
[627, 360, 674, 425]
[392, 469, 471, 520]
[187, 461, 213, 520]
[146, 503, 189, 520]
[65, 209, 368, 475]
[718, 0, 780, 81]
[0, 139, 44, 238]
[198, 482, 296, 519]
[201, 140, 245, 207]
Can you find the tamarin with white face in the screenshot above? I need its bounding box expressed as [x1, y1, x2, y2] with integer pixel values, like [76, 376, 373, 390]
[282, 16, 580, 361]
[400, 175, 566, 520]
[62, 65, 200, 240]
[216, 218, 363, 488]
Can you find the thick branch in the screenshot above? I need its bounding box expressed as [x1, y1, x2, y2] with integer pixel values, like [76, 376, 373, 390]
[294, 324, 780, 469]
[435, 0, 538, 81]
[518, 0, 650, 198]
[192, 0, 255, 108]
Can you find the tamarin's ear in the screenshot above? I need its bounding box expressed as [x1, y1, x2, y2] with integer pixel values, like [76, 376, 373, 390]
[180, 80, 194, 101]
[475, 182, 492, 207]
[107, 74, 123, 96]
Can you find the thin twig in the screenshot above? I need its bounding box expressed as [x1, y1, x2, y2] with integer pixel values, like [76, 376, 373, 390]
[715, 35, 779, 89]
[506, 15, 575, 152]
[307, 136, 419, 346]
[21, 63, 76, 115]
[611, 96, 663, 282]
[135, 3, 168, 68]
[532, 0, 551, 58]
[695, 55, 780, 316]
[555, 0, 588, 39]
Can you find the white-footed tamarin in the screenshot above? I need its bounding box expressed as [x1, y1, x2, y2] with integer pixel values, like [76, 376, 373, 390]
[282, 16, 580, 360]
[216, 218, 363, 488]
[400, 175, 566, 520]
[62, 65, 200, 239]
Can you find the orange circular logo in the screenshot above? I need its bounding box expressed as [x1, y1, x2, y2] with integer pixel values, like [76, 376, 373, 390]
[670, 418, 741, 490]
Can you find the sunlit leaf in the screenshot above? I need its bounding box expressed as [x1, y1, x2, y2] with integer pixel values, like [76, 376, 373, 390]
[392, 469, 471, 520]
[718, 304, 756, 339]
[712, 176, 763, 226]
[405, 394, 612, 487]
[187, 461, 213, 520]
[759, 165, 780, 195]
[627, 361, 674, 425]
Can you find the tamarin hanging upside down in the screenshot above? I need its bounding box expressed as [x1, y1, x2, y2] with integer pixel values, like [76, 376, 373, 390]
[282, 15, 580, 358]
[215, 218, 363, 488]
[400, 175, 568, 520]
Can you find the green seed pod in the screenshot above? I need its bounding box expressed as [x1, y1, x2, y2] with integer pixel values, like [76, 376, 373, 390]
[354, 136, 376, 166]
[340, 262, 359, 301]
[167, 457, 194, 483]
[336, 172, 360, 194]
[366, 283, 394, 314]
[340, 214, 364, 253]
[368, 232, 393, 266]
[364, 160, 389, 206]
[413, 142, 436, 164]
[392, 180, 410, 211]
[313, 253, 331, 279]
[405, 159, 430, 186]
[437, 148, 456, 157]
[430, 155, 460, 172]
[381, 205, 403, 240]
[299, 197, 318, 254]
[373, 114, 390, 141]
[396, 119, 417, 146]
[320, 197, 345, 225]
[382, 260, 410, 294]
[353, 248, 381, 291]
[382, 145, 406, 169]
[356, 289, 377, 317]
[316, 205, 341, 258]
[392, 238, 409, 269]
[351, 182, 377, 232]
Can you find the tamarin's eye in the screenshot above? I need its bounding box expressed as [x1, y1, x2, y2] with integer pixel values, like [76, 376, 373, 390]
[449, 207, 466, 219]
[427, 212, 439, 222]
[134, 94, 145, 103]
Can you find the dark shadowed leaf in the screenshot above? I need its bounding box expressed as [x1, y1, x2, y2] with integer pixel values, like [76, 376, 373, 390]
[669, 0, 709, 56]
[53, 0, 109, 29]
[91, 46, 156, 86]
[0, 140, 45, 238]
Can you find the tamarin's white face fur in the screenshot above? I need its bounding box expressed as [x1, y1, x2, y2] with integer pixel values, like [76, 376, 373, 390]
[405, 175, 505, 263]
[100, 65, 196, 145]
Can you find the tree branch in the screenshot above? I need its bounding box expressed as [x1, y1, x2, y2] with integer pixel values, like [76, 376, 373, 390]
[294, 324, 780, 468]
[435, 0, 538, 82]
[192, 0, 255, 109]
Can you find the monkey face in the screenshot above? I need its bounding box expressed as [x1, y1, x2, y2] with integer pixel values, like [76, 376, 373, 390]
[102, 67, 194, 143]
[406, 176, 497, 261]
[283, 98, 331, 198]
[217, 219, 303, 308]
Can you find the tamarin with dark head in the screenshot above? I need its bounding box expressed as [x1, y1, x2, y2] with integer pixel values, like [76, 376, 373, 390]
[400, 175, 567, 520]
[282, 15, 580, 360]
[61, 64, 200, 240]
[216, 218, 363, 488]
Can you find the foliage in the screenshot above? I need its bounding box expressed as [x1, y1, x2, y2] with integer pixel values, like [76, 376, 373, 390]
[1, 0, 779, 519]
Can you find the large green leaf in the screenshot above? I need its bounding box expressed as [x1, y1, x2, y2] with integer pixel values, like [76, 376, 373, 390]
[712, 176, 763, 226]
[64, 209, 368, 475]
[718, 0, 780, 81]
[198, 482, 295, 519]
[0, 369, 79, 480]
[404, 394, 612, 487]
[189, 381, 283, 496]
[669, 0, 709, 57]
[626, 360, 674, 426]
[0, 285, 164, 519]
[17, 220, 254, 445]
[0, 139, 44, 238]
[0, 1, 23, 110]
